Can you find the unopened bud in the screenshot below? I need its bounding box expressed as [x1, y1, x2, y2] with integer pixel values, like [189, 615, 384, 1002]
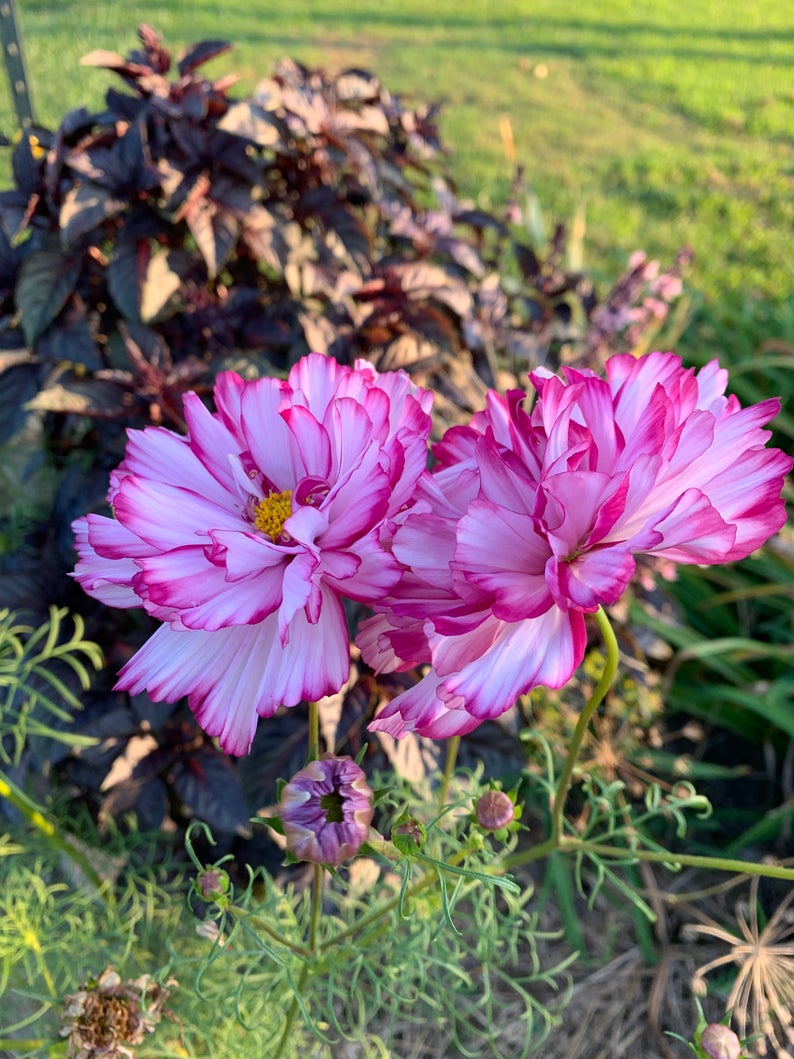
[195, 867, 230, 903]
[700, 1023, 741, 1059]
[475, 789, 515, 832]
[391, 815, 426, 856]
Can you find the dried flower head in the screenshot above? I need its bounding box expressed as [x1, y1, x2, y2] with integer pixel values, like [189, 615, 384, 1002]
[280, 754, 374, 866]
[686, 876, 794, 1057]
[59, 967, 173, 1059]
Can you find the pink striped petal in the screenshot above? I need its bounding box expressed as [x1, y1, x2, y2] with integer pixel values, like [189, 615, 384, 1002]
[139, 546, 285, 630]
[113, 476, 242, 550]
[435, 608, 587, 720]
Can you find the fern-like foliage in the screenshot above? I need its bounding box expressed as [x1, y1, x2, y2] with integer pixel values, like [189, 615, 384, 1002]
[0, 606, 103, 765]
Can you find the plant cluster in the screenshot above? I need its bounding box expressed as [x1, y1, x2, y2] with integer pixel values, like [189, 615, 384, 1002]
[0, 21, 792, 1059]
[0, 24, 688, 444]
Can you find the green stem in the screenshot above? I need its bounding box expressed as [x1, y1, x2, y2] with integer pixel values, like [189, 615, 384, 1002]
[227, 907, 313, 959]
[550, 607, 618, 845]
[273, 963, 311, 1059]
[437, 734, 460, 809]
[501, 603, 794, 888]
[323, 846, 471, 951]
[506, 607, 619, 871]
[0, 770, 110, 901]
[309, 863, 323, 951]
[307, 700, 319, 760]
[559, 838, 794, 882]
[272, 843, 325, 1057]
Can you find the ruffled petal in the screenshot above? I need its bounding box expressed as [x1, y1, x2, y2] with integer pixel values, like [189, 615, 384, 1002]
[454, 499, 552, 620]
[117, 589, 350, 755]
[435, 608, 587, 720]
[139, 546, 285, 630]
[113, 476, 242, 550]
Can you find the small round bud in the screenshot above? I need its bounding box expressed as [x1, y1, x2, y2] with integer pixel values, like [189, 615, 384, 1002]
[280, 754, 374, 866]
[391, 815, 427, 856]
[475, 789, 515, 832]
[195, 867, 230, 903]
[700, 1023, 741, 1059]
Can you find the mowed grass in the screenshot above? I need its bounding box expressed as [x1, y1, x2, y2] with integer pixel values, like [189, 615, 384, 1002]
[3, 0, 794, 319]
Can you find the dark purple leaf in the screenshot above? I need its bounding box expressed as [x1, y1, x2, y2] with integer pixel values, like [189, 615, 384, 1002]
[170, 745, 251, 837]
[241, 207, 295, 273]
[35, 312, 103, 371]
[177, 39, 233, 78]
[11, 131, 42, 199]
[108, 240, 185, 322]
[444, 237, 485, 278]
[105, 87, 147, 123]
[455, 208, 509, 236]
[0, 189, 33, 243]
[117, 322, 171, 373]
[0, 359, 39, 441]
[236, 708, 313, 811]
[16, 249, 81, 345]
[390, 260, 472, 317]
[102, 774, 169, 831]
[80, 49, 152, 79]
[217, 101, 281, 146]
[334, 69, 381, 104]
[60, 184, 127, 245]
[26, 372, 131, 416]
[515, 242, 541, 281]
[185, 199, 239, 278]
[58, 106, 96, 140]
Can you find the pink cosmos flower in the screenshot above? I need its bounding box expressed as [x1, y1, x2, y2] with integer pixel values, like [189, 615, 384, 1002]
[360, 351, 792, 739]
[72, 354, 433, 755]
[280, 754, 374, 865]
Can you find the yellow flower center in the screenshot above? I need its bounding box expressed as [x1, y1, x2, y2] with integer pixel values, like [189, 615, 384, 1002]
[254, 489, 293, 540]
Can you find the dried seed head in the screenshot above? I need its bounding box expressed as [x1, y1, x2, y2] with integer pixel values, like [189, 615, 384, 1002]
[59, 967, 173, 1059]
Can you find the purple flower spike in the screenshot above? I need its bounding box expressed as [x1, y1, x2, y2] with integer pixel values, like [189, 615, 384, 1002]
[280, 755, 374, 866]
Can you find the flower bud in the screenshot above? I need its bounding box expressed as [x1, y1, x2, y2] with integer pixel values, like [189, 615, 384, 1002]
[475, 789, 515, 833]
[700, 1023, 741, 1059]
[195, 867, 230, 904]
[280, 755, 374, 866]
[391, 815, 427, 856]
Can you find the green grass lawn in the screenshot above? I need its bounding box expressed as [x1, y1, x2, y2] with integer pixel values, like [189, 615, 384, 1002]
[3, 1, 794, 312]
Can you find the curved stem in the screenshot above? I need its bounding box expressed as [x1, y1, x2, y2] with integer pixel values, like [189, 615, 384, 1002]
[506, 607, 619, 870]
[559, 838, 794, 883]
[438, 735, 460, 809]
[549, 607, 618, 845]
[227, 907, 313, 959]
[503, 606, 794, 888]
